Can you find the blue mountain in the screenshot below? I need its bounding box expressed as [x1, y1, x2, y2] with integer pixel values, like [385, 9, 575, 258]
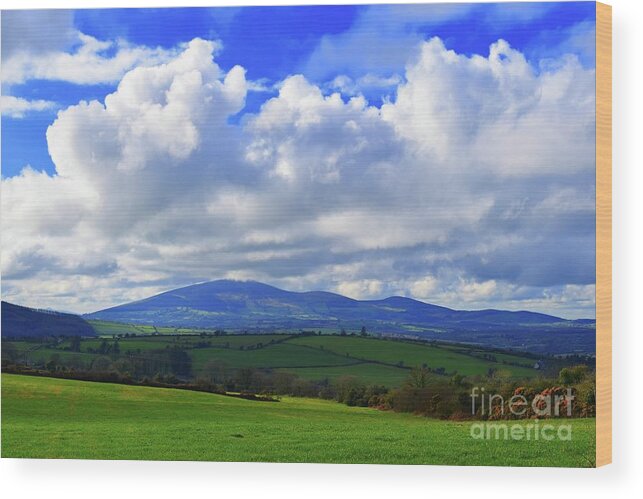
[84, 280, 595, 354]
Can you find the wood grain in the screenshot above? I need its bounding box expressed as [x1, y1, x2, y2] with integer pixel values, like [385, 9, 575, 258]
[595, 1, 612, 468]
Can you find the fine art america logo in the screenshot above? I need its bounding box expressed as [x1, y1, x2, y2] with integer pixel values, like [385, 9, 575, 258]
[469, 387, 574, 441]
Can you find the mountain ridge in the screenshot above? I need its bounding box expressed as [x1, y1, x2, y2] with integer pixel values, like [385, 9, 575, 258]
[84, 279, 594, 331]
[1, 280, 596, 353]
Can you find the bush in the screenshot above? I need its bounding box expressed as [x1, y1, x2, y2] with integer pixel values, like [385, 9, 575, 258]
[558, 365, 589, 385]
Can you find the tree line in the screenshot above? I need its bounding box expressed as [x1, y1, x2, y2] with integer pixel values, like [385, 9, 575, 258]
[2, 338, 595, 420]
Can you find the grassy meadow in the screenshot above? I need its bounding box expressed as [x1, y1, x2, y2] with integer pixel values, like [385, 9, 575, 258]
[1, 374, 596, 466]
[289, 335, 537, 378]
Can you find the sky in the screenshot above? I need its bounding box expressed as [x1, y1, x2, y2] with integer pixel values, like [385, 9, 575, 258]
[1, 2, 597, 318]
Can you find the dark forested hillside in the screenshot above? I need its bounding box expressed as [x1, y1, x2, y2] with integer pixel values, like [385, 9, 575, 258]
[1, 301, 95, 338]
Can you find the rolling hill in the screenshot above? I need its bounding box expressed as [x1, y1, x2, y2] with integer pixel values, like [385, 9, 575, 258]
[85, 280, 595, 353]
[1, 301, 95, 338]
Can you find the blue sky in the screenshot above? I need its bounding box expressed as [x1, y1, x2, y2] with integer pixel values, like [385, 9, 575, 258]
[1, 3, 597, 318]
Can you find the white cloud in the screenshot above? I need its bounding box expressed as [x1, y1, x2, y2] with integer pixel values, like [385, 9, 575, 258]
[327, 73, 402, 97]
[2, 31, 185, 85]
[1, 95, 56, 118]
[381, 38, 595, 175]
[245, 75, 401, 184]
[1, 36, 596, 318]
[409, 276, 439, 300]
[44, 38, 247, 203]
[2, 38, 249, 309]
[336, 279, 384, 300]
[458, 279, 499, 301]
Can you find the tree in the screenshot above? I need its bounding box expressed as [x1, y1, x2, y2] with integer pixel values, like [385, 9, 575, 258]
[360, 326, 367, 337]
[168, 347, 191, 377]
[450, 373, 465, 386]
[335, 376, 366, 406]
[365, 385, 388, 406]
[91, 356, 112, 372]
[236, 368, 257, 392]
[69, 336, 81, 352]
[1, 342, 18, 362]
[200, 360, 229, 385]
[559, 365, 589, 385]
[340, 328, 347, 336]
[406, 366, 431, 389]
[112, 358, 133, 376]
[97, 339, 110, 355]
[66, 355, 87, 371]
[273, 371, 297, 394]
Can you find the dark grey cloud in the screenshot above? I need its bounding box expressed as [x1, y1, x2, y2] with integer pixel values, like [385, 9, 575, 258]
[1, 10, 75, 60]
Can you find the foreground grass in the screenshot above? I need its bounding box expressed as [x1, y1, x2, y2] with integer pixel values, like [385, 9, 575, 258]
[1, 374, 595, 466]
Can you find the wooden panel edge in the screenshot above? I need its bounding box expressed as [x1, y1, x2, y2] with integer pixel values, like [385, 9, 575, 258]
[595, 1, 612, 468]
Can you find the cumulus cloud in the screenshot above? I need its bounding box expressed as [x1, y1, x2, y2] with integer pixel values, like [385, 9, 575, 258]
[1, 36, 596, 318]
[381, 38, 595, 175]
[2, 39, 249, 306]
[1, 96, 57, 118]
[246, 75, 402, 184]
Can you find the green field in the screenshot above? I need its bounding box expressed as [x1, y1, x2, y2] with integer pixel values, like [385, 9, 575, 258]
[28, 350, 98, 365]
[438, 343, 536, 367]
[190, 343, 359, 371]
[1, 374, 596, 466]
[4, 331, 544, 388]
[289, 335, 536, 378]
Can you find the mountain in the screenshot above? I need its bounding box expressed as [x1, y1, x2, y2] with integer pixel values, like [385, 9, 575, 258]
[85, 280, 595, 354]
[1, 301, 96, 338]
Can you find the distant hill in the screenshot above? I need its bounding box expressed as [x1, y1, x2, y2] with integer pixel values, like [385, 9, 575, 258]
[1, 301, 95, 338]
[85, 280, 595, 354]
